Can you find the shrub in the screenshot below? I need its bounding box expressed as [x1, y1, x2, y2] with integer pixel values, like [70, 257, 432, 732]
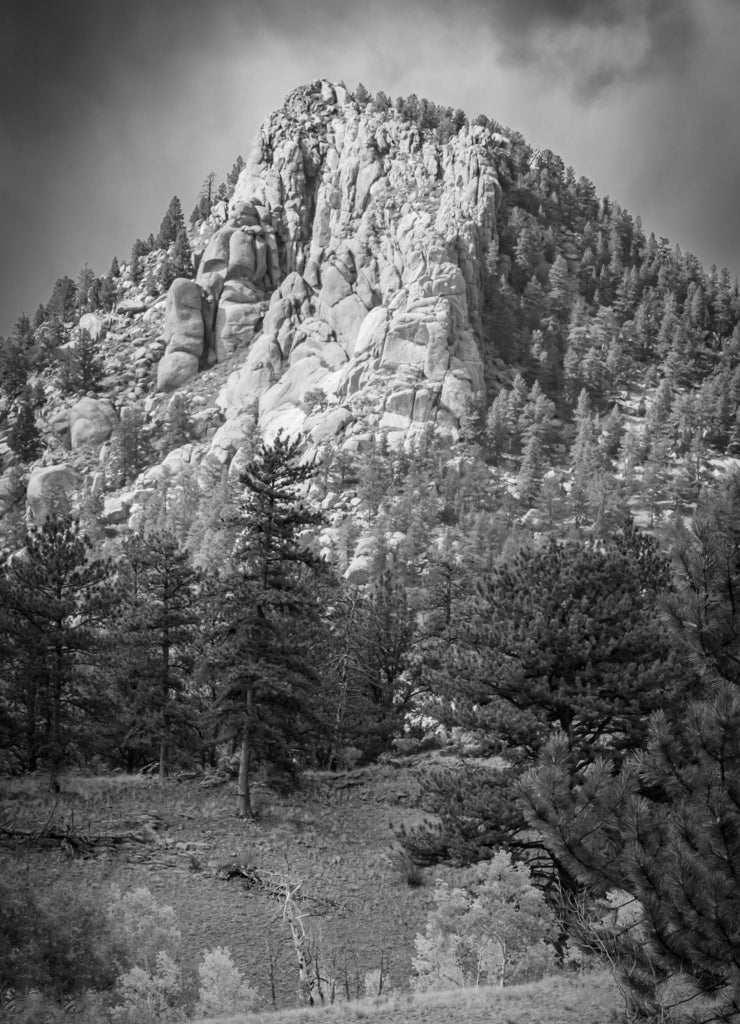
[385, 842, 424, 887]
[0, 867, 120, 996]
[411, 850, 557, 991]
[110, 951, 183, 1024]
[106, 886, 181, 972]
[194, 946, 260, 1017]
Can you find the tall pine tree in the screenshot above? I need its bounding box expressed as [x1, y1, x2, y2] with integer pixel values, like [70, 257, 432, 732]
[213, 432, 329, 816]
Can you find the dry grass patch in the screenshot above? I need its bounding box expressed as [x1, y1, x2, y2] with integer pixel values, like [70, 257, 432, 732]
[188, 972, 620, 1024]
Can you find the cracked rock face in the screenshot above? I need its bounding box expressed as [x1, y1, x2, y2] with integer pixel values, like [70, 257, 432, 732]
[157, 78, 505, 450]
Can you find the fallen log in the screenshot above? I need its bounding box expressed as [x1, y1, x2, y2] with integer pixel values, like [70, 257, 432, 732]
[0, 823, 154, 848]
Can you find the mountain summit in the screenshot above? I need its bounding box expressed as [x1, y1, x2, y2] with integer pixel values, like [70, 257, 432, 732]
[159, 79, 501, 448]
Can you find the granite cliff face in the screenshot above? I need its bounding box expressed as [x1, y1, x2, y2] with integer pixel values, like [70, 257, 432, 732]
[158, 79, 504, 453]
[15, 80, 511, 534]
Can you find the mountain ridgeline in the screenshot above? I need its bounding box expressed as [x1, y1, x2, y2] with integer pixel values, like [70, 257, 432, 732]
[2, 78, 739, 541]
[3, 79, 740, 1019]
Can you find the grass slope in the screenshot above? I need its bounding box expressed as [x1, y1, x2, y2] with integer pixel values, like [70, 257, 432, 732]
[191, 973, 620, 1024]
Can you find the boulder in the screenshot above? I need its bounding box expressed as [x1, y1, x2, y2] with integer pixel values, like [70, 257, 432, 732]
[69, 398, 118, 449]
[117, 298, 147, 316]
[262, 295, 293, 338]
[101, 495, 131, 526]
[49, 407, 72, 439]
[344, 534, 378, 586]
[319, 264, 353, 307]
[27, 464, 81, 522]
[163, 279, 205, 358]
[280, 272, 310, 303]
[214, 281, 267, 360]
[308, 406, 353, 442]
[210, 413, 255, 461]
[290, 337, 347, 370]
[157, 351, 199, 391]
[199, 227, 235, 276]
[216, 335, 282, 414]
[328, 295, 367, 355]
[261, 406, 307, 444]
[227, 228, 258, 280]
[78, 313, 107, 340]
[440, 372, 473, 422]
[353, 306, 389, 358]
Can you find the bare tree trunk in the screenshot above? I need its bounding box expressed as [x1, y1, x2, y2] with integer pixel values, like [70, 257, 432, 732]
[159, 730, 169, 781]
[282, 886, 324, 1006]
[237, 684, 254, 818]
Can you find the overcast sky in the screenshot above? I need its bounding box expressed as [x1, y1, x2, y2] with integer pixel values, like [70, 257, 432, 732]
[1, 0, 739, 337]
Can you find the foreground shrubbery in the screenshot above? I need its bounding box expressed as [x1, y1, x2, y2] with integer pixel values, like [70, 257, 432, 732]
[0, 866, 257, 1022]
[412, 852, 558, 992]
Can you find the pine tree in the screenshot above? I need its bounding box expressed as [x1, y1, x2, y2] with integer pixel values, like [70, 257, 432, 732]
[130, 238, 150, 283]
[0, 515, 118, 779]
[156, 196, 186, 249]
[77, 263, 96, 311]
[213, 432, 330, 816]
[108, 407, 152, 486]
[7, 387, 41, 462]
[160, 228, 193, 289]
[98, 271, 119, 311]
[341, 564, 421, 759]
[520, 477, 740, 1018]
[116, 530, 202, 778]
[516, 434, 544, 506]
[56, 328, 104, 396]
[189, 172, 217, 224]
[226, 155, 245, 197]
[161, 393, 195, 451]
[569, 400, 601, 526]
[401, 524, 683, 876]
[46, 276, 78, 321]
[0, 335, 31, 400]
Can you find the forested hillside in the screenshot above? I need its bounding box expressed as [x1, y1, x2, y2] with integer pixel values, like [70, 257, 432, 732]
[2, 80, 740, 1022]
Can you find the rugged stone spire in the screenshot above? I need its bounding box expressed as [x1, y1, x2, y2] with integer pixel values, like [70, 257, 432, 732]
[158, 79, 506, 449]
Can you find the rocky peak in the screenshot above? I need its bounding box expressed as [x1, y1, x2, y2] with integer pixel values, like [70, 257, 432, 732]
[12, 82, 513, 536]
[157, 79, 506, 455]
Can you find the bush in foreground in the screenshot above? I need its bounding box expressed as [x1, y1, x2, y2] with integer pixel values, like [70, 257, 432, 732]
[412, 850, 558, 991]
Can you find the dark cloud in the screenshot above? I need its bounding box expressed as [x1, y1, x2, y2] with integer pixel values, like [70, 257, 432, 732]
[435, 0, 699, 93]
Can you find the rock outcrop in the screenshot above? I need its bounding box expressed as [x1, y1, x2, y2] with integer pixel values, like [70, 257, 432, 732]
[156, 279, 207, 391]
[27, 464, 82, 523]
[157, 79, 505, 452]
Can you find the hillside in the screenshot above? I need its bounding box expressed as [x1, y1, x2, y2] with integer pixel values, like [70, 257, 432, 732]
[0, 767, 622, 1022]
